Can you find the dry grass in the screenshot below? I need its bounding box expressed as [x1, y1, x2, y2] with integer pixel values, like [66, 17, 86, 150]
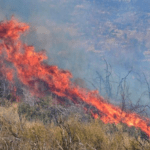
[0, 98, 149, 149]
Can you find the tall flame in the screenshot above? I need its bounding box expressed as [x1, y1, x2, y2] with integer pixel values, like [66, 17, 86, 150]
[0, 17, 150, 137]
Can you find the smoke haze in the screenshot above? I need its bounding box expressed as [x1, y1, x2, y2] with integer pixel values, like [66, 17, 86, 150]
[1, 0, 150, 111]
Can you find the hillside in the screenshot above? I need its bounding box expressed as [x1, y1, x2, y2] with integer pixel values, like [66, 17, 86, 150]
[0, 97, 149, 150]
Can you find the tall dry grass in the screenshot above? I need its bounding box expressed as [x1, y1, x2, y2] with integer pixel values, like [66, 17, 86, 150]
[0, 97, 149, 149]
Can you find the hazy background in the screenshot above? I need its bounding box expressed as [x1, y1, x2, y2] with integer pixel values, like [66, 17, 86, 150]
[1, 0, 150, 112]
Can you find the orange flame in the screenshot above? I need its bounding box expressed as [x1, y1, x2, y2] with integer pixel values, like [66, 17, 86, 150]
[0, 17, 150, 137]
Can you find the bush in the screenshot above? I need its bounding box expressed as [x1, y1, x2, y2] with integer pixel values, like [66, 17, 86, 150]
[0, 96, 149, 149]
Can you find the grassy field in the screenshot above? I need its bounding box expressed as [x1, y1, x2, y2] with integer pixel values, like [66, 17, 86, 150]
[0, 97, 149, 150]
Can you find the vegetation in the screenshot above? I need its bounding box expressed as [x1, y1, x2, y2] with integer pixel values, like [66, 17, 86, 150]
[0, 96, 149, 150]
[0, 59, 149, 149]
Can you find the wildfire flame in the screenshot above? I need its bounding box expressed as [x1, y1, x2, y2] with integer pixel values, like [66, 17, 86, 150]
[0, 17, 150, 137]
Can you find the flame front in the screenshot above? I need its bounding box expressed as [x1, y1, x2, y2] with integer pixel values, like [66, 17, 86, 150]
[0, 17, 150, 137]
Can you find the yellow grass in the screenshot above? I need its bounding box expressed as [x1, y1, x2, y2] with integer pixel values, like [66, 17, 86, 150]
[0, 100, 149, 149]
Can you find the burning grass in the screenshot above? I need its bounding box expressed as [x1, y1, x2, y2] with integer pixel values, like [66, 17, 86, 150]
[0, 16, 150, 138]
[0, 17, 150, 149]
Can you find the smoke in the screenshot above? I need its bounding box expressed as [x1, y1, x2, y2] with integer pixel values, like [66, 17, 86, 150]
[0, 0, 88, 79]
[1, 0, 150, 113]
